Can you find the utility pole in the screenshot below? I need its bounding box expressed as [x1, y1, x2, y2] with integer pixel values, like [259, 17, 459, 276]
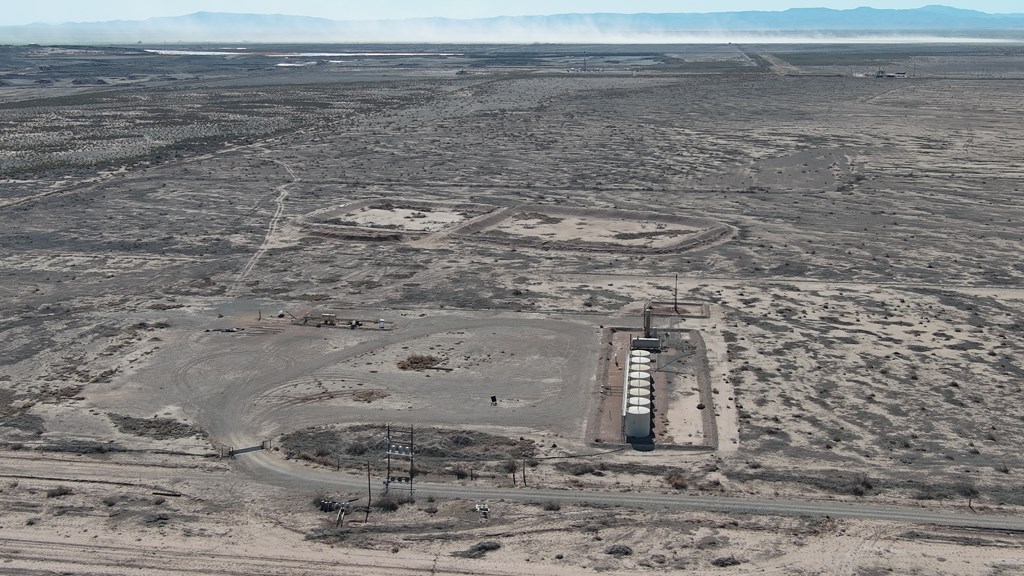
[365, 461, 371, 523]
[674, 273, 679, 313]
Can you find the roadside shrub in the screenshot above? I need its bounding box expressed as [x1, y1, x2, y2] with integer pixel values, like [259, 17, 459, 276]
[956, 481, 980, 498]
[374, 496, 400, 512]
[849, 474, 875, 496]
[542, 500, 561, 511]
[297, 451, 334, 467]
[664, 472, 688, 490]
[913, 485, 945, 500]
[373, 492, 415, 512]
[697, 479, 723, 491]
[556, 461, 596, 476]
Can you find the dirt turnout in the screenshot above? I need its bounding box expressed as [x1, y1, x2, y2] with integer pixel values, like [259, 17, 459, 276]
[1, 42, 1023, 574]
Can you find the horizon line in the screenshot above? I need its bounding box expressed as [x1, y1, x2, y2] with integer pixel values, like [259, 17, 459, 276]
[8, 5, 1023, 28]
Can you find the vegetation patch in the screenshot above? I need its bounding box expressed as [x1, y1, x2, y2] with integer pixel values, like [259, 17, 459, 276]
[397, 354, 441, 371]
[0, 409, 45, 434]
[373, 492, 415, 512]
[46, 485, 73, 498]
[280, 424, 536, 471]
[108, 413, 205, 440]
[605, 544, 633, 557]
[452, 541, 501, 559]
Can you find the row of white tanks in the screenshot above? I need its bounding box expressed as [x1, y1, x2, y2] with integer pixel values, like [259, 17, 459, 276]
[624, 349, 653, 438]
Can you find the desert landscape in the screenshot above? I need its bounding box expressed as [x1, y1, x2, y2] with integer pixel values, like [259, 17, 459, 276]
[1, 42, 1023, 574]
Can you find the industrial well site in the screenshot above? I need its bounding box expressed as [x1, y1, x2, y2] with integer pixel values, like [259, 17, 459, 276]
[1, 42, 1023, 575]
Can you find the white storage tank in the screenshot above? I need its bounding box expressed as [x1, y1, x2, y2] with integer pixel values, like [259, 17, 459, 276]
[627, 379, 651, 389]
[629, 356, 651, 365]
[627, 396, 652, 409]
[628, 387, 651, 399]
[630, 349, 651, 358]
[624, 406, 652, 437]
[628, 371, 651, 380]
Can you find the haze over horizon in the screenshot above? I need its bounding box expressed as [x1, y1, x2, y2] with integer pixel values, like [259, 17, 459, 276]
[3, 1, 1024, 26]
[3, 4, 1024, 44]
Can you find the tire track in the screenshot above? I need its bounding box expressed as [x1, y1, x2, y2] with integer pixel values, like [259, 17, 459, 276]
[229, 156, 299, 295]
[0, 535, 524, 576]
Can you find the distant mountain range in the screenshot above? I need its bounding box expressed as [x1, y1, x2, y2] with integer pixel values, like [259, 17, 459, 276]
[4, 5, 1024, 44]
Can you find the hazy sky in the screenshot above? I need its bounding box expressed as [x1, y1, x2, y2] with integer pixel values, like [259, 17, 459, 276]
[3, 1, 1022, 26]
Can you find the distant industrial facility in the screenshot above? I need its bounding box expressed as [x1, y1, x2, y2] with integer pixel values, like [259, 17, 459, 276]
[623, 306, 659, 439]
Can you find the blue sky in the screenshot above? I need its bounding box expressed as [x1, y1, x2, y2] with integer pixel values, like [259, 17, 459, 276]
[3, 1, 1022, 26]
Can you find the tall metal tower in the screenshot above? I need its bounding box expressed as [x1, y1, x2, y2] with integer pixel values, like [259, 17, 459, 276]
[384, 424, 415, 496]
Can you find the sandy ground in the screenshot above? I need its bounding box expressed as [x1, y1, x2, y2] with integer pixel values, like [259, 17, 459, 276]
[2, 43, 1024, 573]
[1, 450, 1022, 575]
[351, 207, 465, 231]
[490, 214, 704, 248]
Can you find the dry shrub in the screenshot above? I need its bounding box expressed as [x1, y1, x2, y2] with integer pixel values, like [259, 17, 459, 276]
[374, 496, 400, 512]
[556, 461, 596, 476]
[697, 480, 723, 492]
[452, 541, 501, 559]
[297, 451, 335, 467]
[397, 355, 440, 370]
[374, 492, 415, 512]
[606, 544, 633, 557]
[46, 486, 72, 498]
[352, 389, 389, 403]
[664, 472, 688, 490]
